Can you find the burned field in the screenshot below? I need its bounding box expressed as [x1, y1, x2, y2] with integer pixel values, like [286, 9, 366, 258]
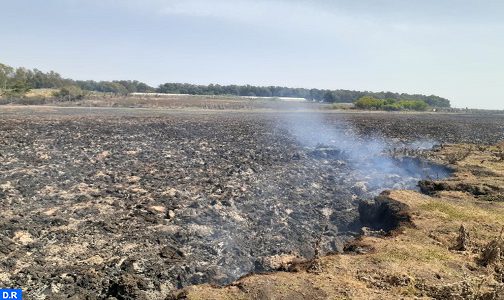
[1, 107, 504, 299]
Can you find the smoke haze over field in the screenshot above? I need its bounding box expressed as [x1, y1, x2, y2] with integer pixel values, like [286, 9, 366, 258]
[281, 109, 452, 192]
[1, 0, 503, 109]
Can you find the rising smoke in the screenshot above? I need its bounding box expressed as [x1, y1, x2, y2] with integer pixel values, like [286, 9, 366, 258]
[280, 106, 451, 193]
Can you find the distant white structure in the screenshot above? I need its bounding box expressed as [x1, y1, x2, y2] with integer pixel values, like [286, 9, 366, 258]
[243, 96, 307, 102]
[130, 93, 189, 97]
[130, 92, 307, 102]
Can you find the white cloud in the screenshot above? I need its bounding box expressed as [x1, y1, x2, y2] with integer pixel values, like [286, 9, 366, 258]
[97, 0, 504, 24]
[89, 0, 504, 40]
[92, 0, 444, 43]
[103, 0, 352, 34]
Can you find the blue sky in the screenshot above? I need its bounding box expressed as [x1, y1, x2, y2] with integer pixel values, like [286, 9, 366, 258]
[1, 0, 503, 109]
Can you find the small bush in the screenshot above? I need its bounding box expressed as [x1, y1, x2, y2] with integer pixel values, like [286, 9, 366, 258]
[354, 96, 386, 110]
[383, 104, 401, 111]
[354, 96, 429, 111]
[54, 85, 87, 101]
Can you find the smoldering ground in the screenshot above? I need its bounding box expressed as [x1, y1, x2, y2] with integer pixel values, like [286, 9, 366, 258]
[279, 106, 452, 192]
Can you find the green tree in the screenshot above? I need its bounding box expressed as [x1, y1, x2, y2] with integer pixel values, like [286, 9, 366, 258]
[323, 91, 336, 102]
[0, 63, 14, 93]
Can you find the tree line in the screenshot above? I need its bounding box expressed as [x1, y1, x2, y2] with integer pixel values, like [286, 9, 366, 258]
[156, 83, 450, 107]
[0, 62, 451, 107]
[0, 63, 155, 97]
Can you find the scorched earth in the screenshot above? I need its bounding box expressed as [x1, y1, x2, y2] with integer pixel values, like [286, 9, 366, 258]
[0, 107, 503, 299]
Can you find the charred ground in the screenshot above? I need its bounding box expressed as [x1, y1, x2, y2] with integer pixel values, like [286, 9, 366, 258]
[1, 107, 503, 299]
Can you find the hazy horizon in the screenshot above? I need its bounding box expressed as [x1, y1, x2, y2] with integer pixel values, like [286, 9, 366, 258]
[2, 0, 503, 109]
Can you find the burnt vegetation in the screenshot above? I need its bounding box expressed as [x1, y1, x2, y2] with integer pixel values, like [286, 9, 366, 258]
[1, 108, 503, 298]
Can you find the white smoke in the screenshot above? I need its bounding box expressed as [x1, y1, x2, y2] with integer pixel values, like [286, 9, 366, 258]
[279, 106, 450, 193]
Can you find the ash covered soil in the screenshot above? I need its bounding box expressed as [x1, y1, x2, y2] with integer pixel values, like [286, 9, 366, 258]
[1, 107, 504, 299]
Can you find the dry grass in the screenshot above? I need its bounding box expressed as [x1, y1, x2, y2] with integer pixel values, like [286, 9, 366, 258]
[24, 88, 58, 98]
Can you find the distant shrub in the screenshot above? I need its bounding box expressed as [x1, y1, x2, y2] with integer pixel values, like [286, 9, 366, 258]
[397, 100, 428, 111]
[382, 104, 401, 111]
[354, 96, 386, 109]
[354, 96, 429, 111]
[54, 85, 87, 101]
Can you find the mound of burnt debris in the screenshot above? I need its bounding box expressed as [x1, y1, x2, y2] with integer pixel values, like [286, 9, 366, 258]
[0, 109, 503, 299]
